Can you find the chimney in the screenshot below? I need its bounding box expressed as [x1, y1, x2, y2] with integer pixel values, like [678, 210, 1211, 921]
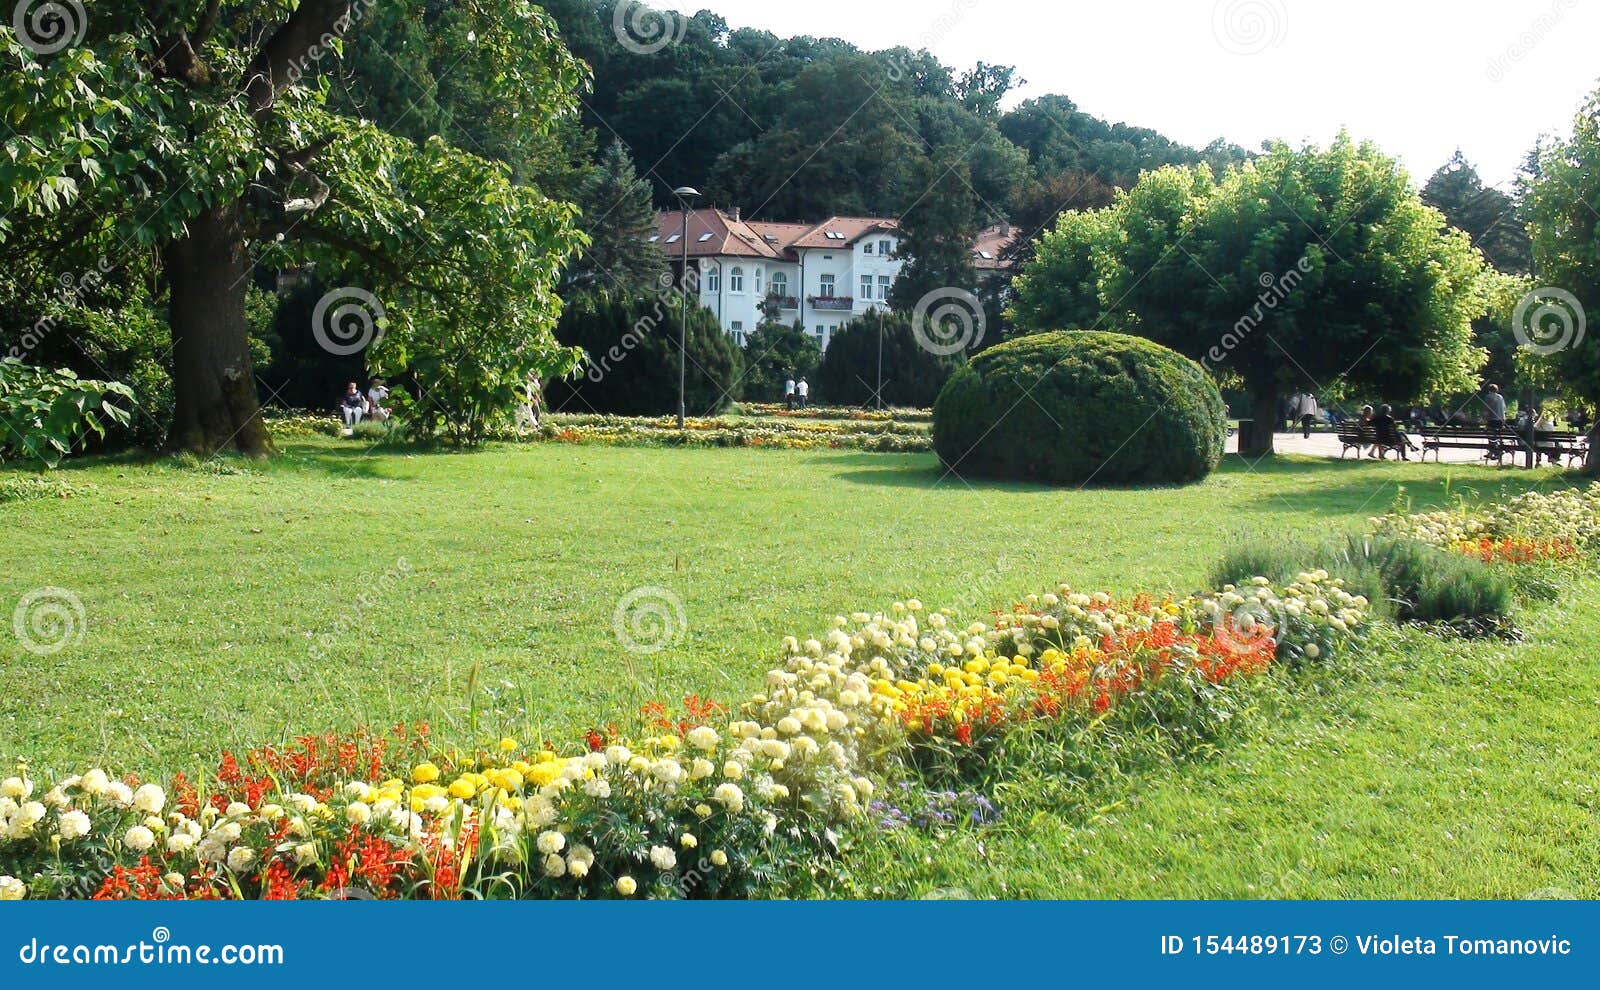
[731, 206, 741, 223]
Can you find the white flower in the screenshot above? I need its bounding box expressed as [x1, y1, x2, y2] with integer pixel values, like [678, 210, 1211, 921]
[541, 853, 566, 877]
[80, 769, 110, 796]
[124, 825, 156, 853]
[686, 726, 720, 751]
[649, 845, 677, 870]
[132, 784, 166, 815]
[679, 832, 697, 849]
[226, 846, 256, 872]
[713, 783, 744, 813]
[42, 788, 68, 809]
[293, 842, 317, 864]
[106, 782, 134, 809]
[224, 801, 251, 818]
[566, 857, 589, 879]
[0, 876, 25, 900]
[722, 761, 744, 781]
[0, 777, 31, 800]
[345, 801, 372, 825]
[710, 849, 728, 867]
[57, 809, 92, 841]
[583, 778, 611, 799]
[536, 830, 565, 855]
[166, 833, 196, 855]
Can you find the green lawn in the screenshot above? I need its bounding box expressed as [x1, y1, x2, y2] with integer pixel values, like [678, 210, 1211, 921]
[3, 440, 1592, 897]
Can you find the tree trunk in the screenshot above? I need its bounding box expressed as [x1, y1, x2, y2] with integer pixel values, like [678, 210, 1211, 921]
[1242, 391, 1278, 457]
[163, 202, 274, 458]
[1587, 423, 1599, 474]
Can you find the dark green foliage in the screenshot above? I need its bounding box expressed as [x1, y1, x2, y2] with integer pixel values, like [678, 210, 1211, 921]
[816, 314, 962, 409]
[569, 141, 669, 293]
[741, 322, 821, 403]
[0, 359, 134, 468]
[546, 290, 744, 416]
[1421, 152, 1531, 274]
[933, 331, 1226, 486]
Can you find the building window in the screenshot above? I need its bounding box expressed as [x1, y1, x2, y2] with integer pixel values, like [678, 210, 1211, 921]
[730, 267, 744, 293]
[878, 275, 891, 298]
[771, 272, 788, 298]
[666, 233, 681, 243]
[819, 274, 835, 297]
[754, 269, 763, 294]
[705, 267, 720, 293]
[860, 275, 873, 300]
[879, 239, 892, 255]
[814, 325, 825, 336]
[863, 242, 874, 255]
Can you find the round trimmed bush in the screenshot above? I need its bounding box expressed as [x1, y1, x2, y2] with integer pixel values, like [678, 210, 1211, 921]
[932, 331, 1227, 486]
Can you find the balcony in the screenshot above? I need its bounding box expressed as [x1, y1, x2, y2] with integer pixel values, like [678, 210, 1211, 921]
[765, 294, 799, 311]
[808, 295, 854, 312]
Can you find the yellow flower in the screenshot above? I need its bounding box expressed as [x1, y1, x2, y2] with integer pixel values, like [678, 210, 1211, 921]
[448, 778, 477, 800]
[616, 876, 638, 896]
[526, 762, 562, 788]
[411, 763, 441, 784]
[498, 737, 518, 753]
[710, 850, 728, 867]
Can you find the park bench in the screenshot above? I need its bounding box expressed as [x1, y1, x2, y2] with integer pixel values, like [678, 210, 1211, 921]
[1418, 424, 1521, 465]
[1336, 422, 1374, 459]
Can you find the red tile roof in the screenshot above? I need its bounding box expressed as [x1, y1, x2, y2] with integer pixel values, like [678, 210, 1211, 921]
[653, 210, 1014, 268]
[972, 223, 1021, 270]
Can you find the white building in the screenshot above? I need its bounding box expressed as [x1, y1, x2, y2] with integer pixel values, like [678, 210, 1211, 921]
[653, 208, 911, 350]
[653, 209, 1023, 350]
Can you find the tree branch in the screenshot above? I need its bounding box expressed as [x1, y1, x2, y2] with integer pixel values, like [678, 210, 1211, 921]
[243, 0, 353, 115]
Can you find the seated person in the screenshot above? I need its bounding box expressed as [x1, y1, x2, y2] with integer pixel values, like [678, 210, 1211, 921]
[366, 379, 391, 422]
[1371, 404, 1415, 461]
[339, 382, 366, 430]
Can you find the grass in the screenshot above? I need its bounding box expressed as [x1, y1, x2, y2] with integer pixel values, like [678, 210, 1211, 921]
[2, 438, 1591, 897]
[818, 595, 1600, 899]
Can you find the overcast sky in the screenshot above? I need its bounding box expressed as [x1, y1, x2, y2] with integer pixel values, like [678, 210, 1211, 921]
[679, 0, 1599, 189]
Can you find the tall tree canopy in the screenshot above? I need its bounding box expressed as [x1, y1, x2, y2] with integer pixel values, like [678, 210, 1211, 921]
[1421, 151, 1532, 274]
[1, 1, 588, 454]
[1522, 86, 1600, 463]
[1012, 136, 1489, 454]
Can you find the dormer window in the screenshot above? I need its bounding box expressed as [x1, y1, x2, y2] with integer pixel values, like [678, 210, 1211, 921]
[698, 232, 714, 243]
[666, 233, 681, 244]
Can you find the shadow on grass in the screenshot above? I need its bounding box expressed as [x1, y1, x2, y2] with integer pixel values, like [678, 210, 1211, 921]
[1230, 455, 1582, 516]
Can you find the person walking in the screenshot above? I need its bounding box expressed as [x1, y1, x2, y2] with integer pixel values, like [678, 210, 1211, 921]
[1293, 391, 1320, 439]
[796, 376, 810, 410]
[783, 372, 796, 411]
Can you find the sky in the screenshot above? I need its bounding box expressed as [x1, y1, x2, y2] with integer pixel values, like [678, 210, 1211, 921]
[678, 0, 1600, 189]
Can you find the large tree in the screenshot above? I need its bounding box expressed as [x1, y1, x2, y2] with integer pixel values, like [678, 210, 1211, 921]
[1421, 152, 1532, 274]
[568, 140, 668, 293]
[1012, 136, 1489, 454]
[1, 2, 587, 455]
[1522, 87, 1600, 467]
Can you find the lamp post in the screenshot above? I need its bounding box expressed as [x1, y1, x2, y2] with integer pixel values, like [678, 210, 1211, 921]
[673, 186, 700, 430]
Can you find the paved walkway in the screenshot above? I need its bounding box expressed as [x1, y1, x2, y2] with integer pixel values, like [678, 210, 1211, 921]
[1239, 430, 1515, 466]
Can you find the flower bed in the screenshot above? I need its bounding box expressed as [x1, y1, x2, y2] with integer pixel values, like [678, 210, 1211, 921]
[1374, 482, 1600, 555]
[535, 419, 933, 453]
[734, 403, 933, 423]
[0, 573, 1364, 901]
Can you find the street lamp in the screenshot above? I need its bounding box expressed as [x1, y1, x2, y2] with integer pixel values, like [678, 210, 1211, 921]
[673, 186, 700, 430]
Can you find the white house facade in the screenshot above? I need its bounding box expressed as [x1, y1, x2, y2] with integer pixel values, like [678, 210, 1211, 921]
[653, 210, 921, 350]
